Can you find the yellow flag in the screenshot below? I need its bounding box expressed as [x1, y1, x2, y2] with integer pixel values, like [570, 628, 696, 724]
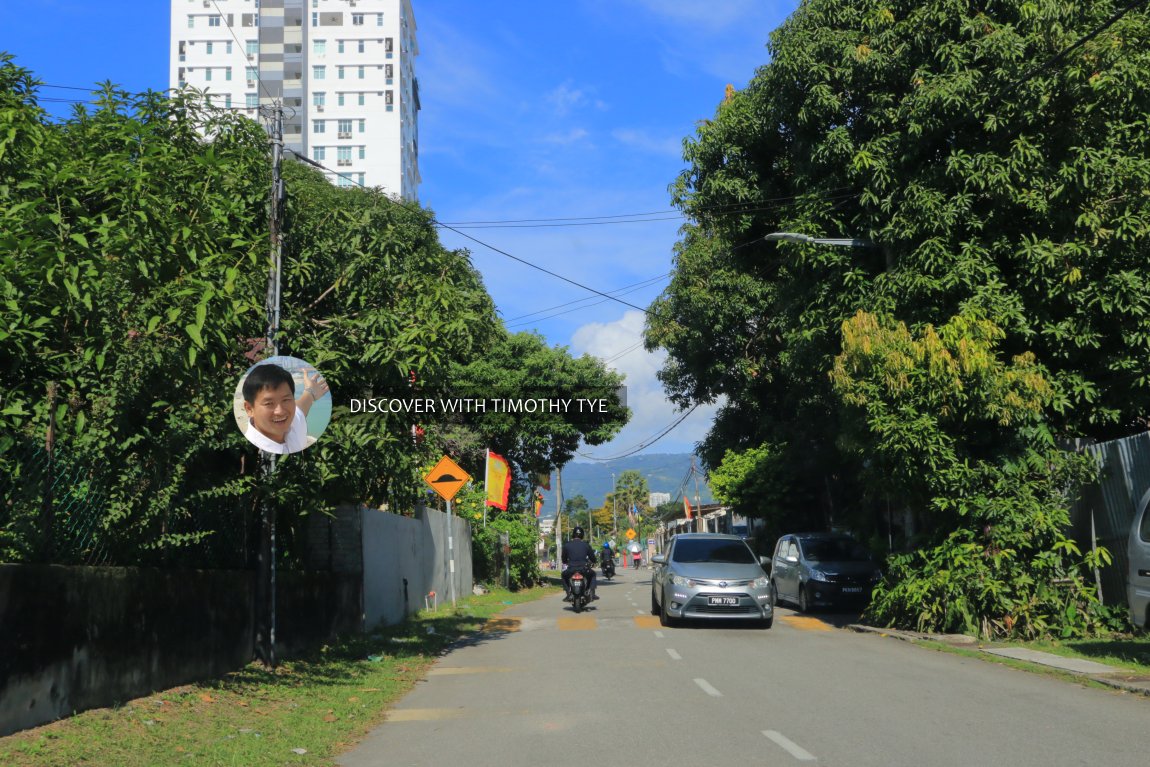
[485, 451, 510, 510]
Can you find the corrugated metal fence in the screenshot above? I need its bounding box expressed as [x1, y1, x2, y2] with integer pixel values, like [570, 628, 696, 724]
[1071, 431, 1150, 605]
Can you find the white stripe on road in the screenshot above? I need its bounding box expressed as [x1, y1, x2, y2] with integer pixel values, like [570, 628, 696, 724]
[693, 678, 722, 697]
[636, 609, 644, 615]
[666, 648, 681, 660]
[654, 631, 664, 639]
[763, 730, 817, 762]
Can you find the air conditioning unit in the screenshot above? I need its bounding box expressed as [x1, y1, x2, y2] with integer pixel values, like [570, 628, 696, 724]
[203, 1, 210, 7]
[338, 131, 352, 139]
[315, 105, 324, 112]
[338, 159, 352, 166]
[247, 80, 256, 86]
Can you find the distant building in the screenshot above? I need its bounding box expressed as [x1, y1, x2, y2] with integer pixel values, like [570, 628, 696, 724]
[649, 492, 671, 508]
[170, 0, 420, 199]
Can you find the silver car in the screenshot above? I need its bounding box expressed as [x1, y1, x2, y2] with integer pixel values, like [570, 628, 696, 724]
[650, 533, 774, 628]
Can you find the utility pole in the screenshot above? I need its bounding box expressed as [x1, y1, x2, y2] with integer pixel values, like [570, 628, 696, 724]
[256, 103, 285, 669]
[692, 456, 703, 534]
[611, 471, 617, 537]
[554, 467, 564, 573]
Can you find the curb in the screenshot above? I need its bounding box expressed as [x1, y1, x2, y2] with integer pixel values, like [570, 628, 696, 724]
[848, 624, 1150, 697]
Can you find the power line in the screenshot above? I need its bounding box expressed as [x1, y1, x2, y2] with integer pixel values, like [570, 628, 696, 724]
[577, 403, 703, 462]
[503, 273, 670, 323]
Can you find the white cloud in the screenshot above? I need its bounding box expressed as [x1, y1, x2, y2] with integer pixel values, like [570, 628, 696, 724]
[543, 128, 590, 145]
[611, 128, 683, 158]
[545, 80, 597, 116]
[571, 311, 717, 457]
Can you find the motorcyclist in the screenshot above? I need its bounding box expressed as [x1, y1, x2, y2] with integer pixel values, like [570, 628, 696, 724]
[601, 540, 615, 575]
[561, 526, 599, 601]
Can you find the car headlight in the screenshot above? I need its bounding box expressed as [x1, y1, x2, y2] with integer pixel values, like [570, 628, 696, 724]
[752, 576, 769, 589]
[671, 575, 695, 587]
[809, 570, 831, 582]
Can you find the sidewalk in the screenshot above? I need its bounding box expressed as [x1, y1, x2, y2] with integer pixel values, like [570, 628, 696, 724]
[849, 624, 1150, 697]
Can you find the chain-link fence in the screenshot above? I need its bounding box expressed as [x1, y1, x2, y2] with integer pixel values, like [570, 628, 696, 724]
[1, 441, 254, 569]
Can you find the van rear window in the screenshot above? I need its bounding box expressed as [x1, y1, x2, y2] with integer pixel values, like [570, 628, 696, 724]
[1141, 506, 1150, 542]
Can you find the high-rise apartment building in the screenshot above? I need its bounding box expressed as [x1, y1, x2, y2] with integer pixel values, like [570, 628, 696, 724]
[170, 0, 420, 200]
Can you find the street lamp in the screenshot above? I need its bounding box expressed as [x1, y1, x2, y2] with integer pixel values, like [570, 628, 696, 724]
[763, 232, 876, 248]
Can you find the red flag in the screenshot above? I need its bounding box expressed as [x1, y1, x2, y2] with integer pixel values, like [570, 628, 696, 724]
[485, 451, 510, 510]
[683, 496, 693, 520]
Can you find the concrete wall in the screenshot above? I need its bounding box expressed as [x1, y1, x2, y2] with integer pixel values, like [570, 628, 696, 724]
[361, 507, 472, 629]
[0, 565, 360, 736]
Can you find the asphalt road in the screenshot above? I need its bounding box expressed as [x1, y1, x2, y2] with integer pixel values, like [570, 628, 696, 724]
[338, 567, 1149, 767]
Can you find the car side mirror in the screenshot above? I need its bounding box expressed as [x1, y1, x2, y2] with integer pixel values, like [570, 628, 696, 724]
[651, 554, 666, 565]
[759, 556, 770, 567]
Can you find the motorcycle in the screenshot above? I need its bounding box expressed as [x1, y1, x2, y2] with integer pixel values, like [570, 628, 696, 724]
[569, 566, 594, 613]
[601, 552, 615, 580]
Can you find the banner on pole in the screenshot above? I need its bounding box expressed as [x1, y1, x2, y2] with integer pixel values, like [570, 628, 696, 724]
[485, 450, 511, 510]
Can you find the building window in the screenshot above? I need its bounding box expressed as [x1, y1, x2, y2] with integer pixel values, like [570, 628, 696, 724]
[311, 12, 318, 26]
[206, 41, 213, 55]
[313, 39, 326, 54]
[246, 66, 258, 82]
[187, 15, 195, 28]
[357, 93, 365, 106]
[313, 92, 325, 106]
[226, 41, 232, 54]
[205, 68, 212, 81]
[313, 146, 325, 161]
[338, 175, 354, 187]
[337, 92, 345, 106]
[358, 40, 365, 53]
[247, 39, 258, 55]
[352, 13, 364, 26]
[338, 66, 345, 80]
[338, 40, 345, 54]
[337, 118, 352, 135]
[358, 146, 366, 160]
[357, 66, 365, 79]
[337, 146, 352, 164]
[224, 94, 232, 108]
[377, 13, 384, 26]
[313, 120, 326, 133]
[358, 119, 365, 133]
[225, 67, 232, 81]
[246, 93, 259, 108]
[313, 65, 326, 80]
[209, 15, 221, 27]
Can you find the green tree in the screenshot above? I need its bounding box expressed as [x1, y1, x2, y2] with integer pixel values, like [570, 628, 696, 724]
[644, 1, 1149, 636]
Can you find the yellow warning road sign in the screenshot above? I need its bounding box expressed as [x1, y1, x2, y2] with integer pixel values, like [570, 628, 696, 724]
[424, 455, 471, 502]
[625, 528, 637, 540]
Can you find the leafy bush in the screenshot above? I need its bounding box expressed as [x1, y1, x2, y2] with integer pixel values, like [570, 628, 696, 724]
[863, 452, 1113, 640]
[472, 513, 541, 590]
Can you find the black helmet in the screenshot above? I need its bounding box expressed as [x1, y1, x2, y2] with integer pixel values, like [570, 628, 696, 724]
[572, 526, 585, 539]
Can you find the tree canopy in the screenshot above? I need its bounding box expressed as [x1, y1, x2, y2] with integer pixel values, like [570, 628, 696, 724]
[645, 1, 1148, 636]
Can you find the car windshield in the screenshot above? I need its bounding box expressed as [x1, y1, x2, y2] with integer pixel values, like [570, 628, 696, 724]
[672, 539, 756, 564]
[800, 537, 870, 562]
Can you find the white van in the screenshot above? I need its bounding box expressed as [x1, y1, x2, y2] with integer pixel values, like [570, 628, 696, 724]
[1129, 489, 1150, 630]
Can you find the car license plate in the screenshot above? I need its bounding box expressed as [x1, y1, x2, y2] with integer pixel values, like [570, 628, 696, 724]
[841, 587, 863, 593]
[708, 596, 739, 606]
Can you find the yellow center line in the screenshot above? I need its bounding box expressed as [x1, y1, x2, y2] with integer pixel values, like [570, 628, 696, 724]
[781, 615, 833, 631]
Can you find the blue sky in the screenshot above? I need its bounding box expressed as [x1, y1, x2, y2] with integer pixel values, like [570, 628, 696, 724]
[3, 0, 799, 459]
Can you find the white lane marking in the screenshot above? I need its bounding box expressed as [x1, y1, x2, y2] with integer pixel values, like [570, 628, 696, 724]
[654, 631, 664, 639]
[763, 730, 817, 762]
[666, 648, 681, 660]
[636, 609, 644, 615]
[693, 678, 722, 697]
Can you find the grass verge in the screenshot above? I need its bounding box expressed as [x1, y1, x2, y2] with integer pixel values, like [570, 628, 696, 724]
[0, 585, 557, 767]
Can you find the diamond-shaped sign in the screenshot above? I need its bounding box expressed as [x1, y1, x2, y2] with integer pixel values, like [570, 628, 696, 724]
[424, 455, 471, 502]
[625, 528, 637, 540]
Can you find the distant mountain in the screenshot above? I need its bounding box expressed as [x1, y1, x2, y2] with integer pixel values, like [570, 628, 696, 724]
[537, 453, 714, 518]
